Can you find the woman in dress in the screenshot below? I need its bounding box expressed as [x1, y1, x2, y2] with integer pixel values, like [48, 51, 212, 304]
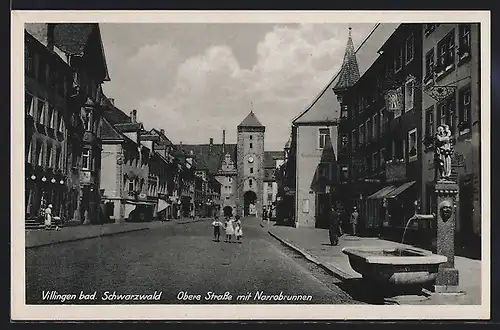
[224, 216, 235, 243]
[44, 204, 53, 230]
[234, 215, 243, 243]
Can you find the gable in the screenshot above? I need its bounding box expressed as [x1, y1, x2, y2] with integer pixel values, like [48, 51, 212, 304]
[293, 23, 400, 125]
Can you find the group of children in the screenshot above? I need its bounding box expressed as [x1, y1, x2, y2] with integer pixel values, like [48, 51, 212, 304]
[212, 215, 243, 243]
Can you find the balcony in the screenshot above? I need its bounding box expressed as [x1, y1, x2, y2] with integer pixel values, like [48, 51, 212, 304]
[385, 159, 406, 183]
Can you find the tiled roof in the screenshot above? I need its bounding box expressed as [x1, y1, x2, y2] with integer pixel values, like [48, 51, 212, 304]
[100, 117, 125, 140]
[177, 144, 237, 175]
[333, 29, 360, 91]
[238, 111, 264, 128]
[264, 151, 285, 169]
[52, 23, 110, 81]
[101, 97, 131, 125]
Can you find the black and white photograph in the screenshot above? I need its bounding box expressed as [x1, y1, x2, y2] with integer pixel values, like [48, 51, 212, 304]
[11, 11, 490, 320]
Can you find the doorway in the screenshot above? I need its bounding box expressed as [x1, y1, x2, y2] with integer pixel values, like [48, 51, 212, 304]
[243, 191, 257, 217]
[223, 206, 233, 217]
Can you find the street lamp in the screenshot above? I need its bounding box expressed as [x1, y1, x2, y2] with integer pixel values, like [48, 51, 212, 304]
[42, 176, 47, 182]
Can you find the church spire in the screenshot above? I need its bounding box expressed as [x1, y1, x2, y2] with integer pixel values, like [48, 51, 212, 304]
[333, 26, 360, 92]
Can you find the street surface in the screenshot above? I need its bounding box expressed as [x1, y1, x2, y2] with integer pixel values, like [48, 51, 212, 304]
[26, 217, 362, 305]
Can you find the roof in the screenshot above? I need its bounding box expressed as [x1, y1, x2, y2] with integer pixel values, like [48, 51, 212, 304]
[52, 23, 110, 82]
[238, 111, 264, 128]
[264, 151, 285, 169]
[101, 96, 132, 125]
[177, 144, 238, 175]
[292, 23, 400, 125]
[333, 28, 360, 91]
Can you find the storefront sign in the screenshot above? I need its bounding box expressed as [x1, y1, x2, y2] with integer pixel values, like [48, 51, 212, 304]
[385, 88, 403, 115]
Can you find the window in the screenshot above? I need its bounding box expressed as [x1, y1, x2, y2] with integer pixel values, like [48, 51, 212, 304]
[128, 179, 135, 192]
[393, 139, 404, 160]
[458, 86, 472, 133]
[268, 182, 273, 190]
[425, 48, 435, 80]
[373, 114, 379, 140]
[226, 196, 230, 200]
[318, 128, 330, 149]
[25, 93, 34, 116]
[372, 152, 378, 172]
[250, 135, 252, 140]
[366, 119, 372, 142]
[351, 129, 357, 151]
[47, 106, 55, 128]
[405, 78, 415, 112]
[437, 30, 455, 73]
[394, 47, 403, 72]
[37, 100, 46, 125]
[425, 106, 435, 138]
[359, 124, 365, 145]
[405, 34, 414, 63]
[380, 149, 386, 168]
[380, 109, 386, 135]
[249, 142, 253, 149]
[340, 134, 348, 150]
[458, 24, 471, 59]
[228, 177, 232, 183]
[84, 111, 92, 131]
[424, 24, 440, 36]
[82, 149, 91, 170]
[249, 179, 253, 187]
[340, 104, 348, 119]
[36, 142, 43, 166]
[55, 148, 61, 170]
[339, 165, 349, 182]
[408, 129, 418, 162]
[318, 162, 330, 179]
[26, 140, 32, 163]
[250, 167, 254, 174]
[46, 145, 53, 168]
[438, 95, 456, 129]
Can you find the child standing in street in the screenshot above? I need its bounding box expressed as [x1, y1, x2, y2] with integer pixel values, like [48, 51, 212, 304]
[234, 215, 243, 243]
[224, 216, 235, 243]
[211, 215, 223, 242]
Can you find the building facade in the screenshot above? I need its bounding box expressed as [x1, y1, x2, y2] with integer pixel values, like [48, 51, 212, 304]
[263, 151, 285, 219]
[335, 24, 425, 240]
[421, 23, 481, 250]
[236, 111, 266, 217]
[25, 30, 71, 225]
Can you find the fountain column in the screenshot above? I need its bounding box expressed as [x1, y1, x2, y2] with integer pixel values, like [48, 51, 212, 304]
[433, 179, 460, 293]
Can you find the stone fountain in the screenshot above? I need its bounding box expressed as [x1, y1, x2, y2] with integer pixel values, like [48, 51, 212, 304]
[342, 124, 460, 299]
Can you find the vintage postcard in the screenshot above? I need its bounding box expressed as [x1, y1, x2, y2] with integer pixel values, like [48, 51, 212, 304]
[11, 10, 491, 320]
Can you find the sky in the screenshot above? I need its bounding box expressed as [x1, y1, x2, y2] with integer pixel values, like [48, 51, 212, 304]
[99, 23, 376, 151]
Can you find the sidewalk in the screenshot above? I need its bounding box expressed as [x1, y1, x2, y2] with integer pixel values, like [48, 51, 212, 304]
[26, 217, 212, 248]
[268, 225, 481, 305]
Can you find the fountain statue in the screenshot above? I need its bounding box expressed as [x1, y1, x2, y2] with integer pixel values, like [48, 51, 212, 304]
[342, 124, 461, 299]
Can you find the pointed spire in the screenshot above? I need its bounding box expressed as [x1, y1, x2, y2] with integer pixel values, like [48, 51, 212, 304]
[333, 26, 360, 92]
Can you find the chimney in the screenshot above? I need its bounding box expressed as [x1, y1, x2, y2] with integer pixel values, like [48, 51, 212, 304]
[47, 24, 55, 51]
[222, 130, 226, 153]
[131, 109, 137, 123]
[108, 98, 114, 105]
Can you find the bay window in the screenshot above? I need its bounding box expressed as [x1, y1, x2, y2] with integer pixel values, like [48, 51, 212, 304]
[458, 85, 472, 133]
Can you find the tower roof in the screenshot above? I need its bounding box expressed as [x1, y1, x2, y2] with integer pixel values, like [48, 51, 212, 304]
[238, 111, 264, 128]
[333, 27, 360, 92]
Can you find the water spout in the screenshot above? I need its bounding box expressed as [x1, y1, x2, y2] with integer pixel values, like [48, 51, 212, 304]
[401, 214, 436, 255]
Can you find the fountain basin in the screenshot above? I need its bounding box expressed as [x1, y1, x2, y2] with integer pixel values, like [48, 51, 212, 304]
[342, 246, 447, 287]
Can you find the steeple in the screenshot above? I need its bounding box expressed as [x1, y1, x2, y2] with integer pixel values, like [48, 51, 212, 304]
[333, 26, 360, 92]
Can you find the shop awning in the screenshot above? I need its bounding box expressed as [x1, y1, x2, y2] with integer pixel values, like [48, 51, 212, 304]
[367, 185, 397, 199]
[157, 199, 170, 212]
[386, 181, 416, 199]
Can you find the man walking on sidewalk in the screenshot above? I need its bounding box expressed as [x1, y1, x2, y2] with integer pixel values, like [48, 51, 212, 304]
[328, 205, 341, 246]
[350, 206, 359, 236]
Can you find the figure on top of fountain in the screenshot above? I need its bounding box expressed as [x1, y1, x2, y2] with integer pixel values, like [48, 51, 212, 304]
[435, 124, 454, 181]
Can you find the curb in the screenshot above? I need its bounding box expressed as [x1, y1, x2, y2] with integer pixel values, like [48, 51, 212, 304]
[268, 230, 355, 281]
[26, 227, 150, 249]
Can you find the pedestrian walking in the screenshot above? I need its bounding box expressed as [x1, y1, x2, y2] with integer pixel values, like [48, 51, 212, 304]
[212, 215, 223, 242]
[224, 216, 235, 243]
[350, 206, 359, 236]
[328, 205, 340, 246]
[44, 204, 53, 230]
[234, 215, 243, 243]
